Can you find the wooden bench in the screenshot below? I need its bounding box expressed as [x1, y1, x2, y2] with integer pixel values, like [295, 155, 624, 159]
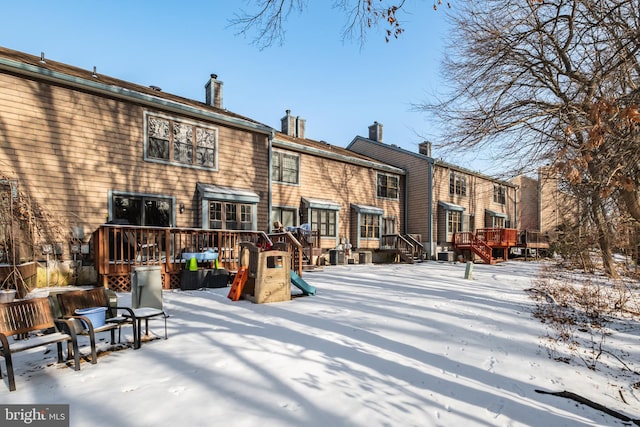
[0, 297, 81, 392]
[56, 288, 139, 351]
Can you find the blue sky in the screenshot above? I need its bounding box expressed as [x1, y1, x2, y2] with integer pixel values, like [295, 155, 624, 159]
[1, 1, 494, 172]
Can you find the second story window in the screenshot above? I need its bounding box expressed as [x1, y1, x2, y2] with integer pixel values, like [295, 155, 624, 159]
[272, 151, 299, 184]
[493, 185, 506, 204]
[377, 173, 399, 199]
[146, 112, 217, 169]
[449, 172, 467, 196]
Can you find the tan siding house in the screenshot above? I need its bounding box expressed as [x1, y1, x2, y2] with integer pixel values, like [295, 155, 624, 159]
[510, 168, 579, 254]
[0, 47, 273, 269]
[271, 112, 404, 252]
[511, 175, 539, 232]
[348, 124, 518, 259]
[516, 167, 578, 237]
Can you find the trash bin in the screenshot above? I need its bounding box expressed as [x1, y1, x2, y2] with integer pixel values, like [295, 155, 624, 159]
[131, 266, 163, 309]
[204, 269, 229, 288]
[0, 289, 16, 303]
[437, 252, 455, 262]
[329, 249, 345, 265]
[180, 270, 202, 290]
[359, 251, 372, 264]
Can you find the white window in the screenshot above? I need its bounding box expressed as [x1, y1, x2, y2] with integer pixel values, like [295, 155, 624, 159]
[449, 172, 467, 196]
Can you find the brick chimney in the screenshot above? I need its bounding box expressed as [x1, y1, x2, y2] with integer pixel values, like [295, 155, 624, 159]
[281, 110, 306, 139]
[419, 141, 432, 157]
[205, 74, 223, 108]
[368, 121, 383, 142]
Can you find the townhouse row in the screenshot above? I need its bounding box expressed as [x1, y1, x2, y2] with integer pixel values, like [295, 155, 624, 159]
[0, 45, 560, 282]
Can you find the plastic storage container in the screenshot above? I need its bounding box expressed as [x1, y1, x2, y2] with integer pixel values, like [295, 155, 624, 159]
[75, 307, 107, 329]
[0, 289, 17, 303]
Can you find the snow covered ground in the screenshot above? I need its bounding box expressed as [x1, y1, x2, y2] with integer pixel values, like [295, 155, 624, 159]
[2, 260, 639, 426]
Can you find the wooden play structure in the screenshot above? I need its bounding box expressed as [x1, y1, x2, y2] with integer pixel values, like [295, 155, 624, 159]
[228, 243, 292, 304]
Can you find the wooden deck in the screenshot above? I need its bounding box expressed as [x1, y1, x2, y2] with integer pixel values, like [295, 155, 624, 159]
[517, 230, 551, 250]
[454, 228, 518, 264]
[92, 225, 307, 292]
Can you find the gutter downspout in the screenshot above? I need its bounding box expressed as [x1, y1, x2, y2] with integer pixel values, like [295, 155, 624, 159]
[267, 130, 274, 232]
[403, 173, 408, 238]
[428, 158, 435, 260]
[537, 170, 542, 232]
[514, 185, 519, 230]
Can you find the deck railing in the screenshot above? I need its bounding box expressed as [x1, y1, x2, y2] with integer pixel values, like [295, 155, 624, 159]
[518, 230, 550, 249]
[453, 231, 474, 247]
[463, 228, 518, 247]
[454, 229, 518, 248]
[381, 234, 416, 262]
[454, 228, 518, 264]
[267, 231, 304, 274]
[482, 228, 517, 246]
[92, 225, 288, 291]
[403, 234, 424, 259]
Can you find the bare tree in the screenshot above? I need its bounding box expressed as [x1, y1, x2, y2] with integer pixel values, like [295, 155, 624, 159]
[419, 0, 640, 276]
[229, 1, 639, 275]
[228, 0, 441, 49]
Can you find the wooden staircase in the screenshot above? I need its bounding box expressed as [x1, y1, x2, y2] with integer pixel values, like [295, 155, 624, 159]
[268, 229, 321, 272]
[467, 234, 495, 264]
[400, 234, 424, 263]
[453, 228, 518, 264]
[380, 234, 424, 264]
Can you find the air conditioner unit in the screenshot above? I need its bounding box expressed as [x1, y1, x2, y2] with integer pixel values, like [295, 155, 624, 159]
[437, 251, 455, 262]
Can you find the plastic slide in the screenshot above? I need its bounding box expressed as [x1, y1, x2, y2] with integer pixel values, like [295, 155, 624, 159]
[290, 271, 317, 296]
